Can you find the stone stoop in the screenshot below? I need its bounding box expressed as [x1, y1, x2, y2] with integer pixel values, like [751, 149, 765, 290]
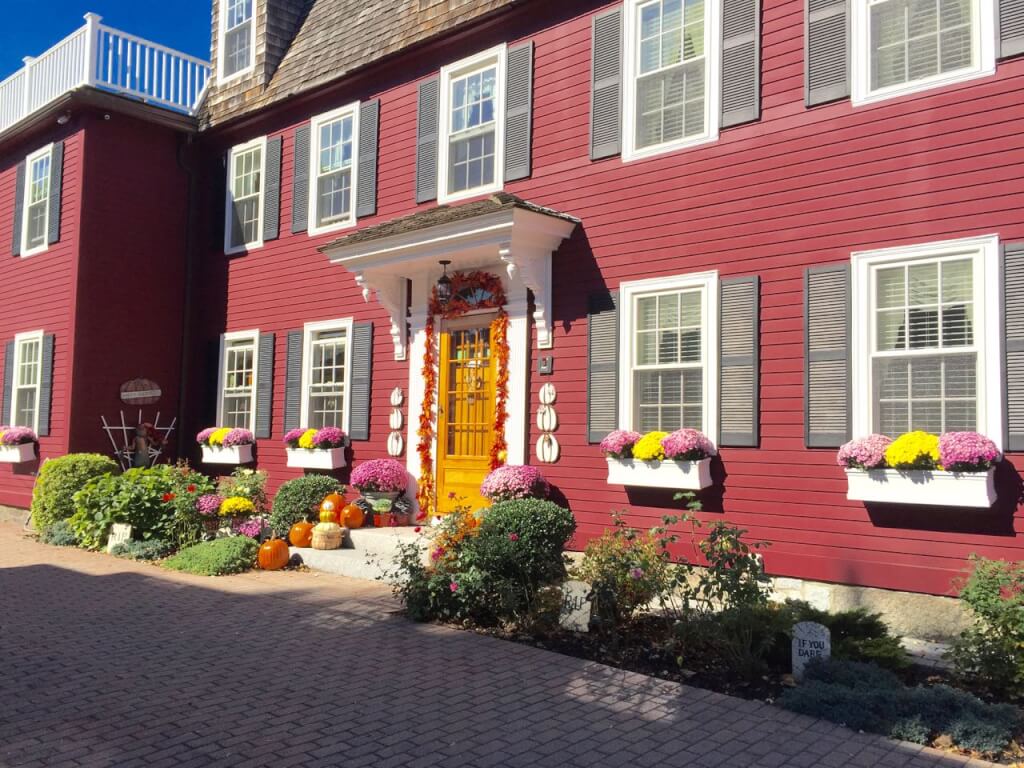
[290, 526, 422, 583]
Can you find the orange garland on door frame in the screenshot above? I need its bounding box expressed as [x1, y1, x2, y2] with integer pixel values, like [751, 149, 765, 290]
[416, 271, 509, 517]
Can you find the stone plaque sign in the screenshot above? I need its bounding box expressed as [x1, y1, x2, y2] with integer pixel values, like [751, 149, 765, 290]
[106, 523, 133, 553]
[559, 580, 592, 633]
[120, 378, 162, 405]
[792, 621, 831, 681]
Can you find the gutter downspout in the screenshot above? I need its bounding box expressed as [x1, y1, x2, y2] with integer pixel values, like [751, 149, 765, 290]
[175, 134, 200, 460]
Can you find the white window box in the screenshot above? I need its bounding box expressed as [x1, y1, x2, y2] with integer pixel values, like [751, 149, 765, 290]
[0, 443, 35, 464]
[286, 447, 347, 470]
[606, 457, 713, 490]
[201, 444, 254, 465]
[844, 467, 997, 508]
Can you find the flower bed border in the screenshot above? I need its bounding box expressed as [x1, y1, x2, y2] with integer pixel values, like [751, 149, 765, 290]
[606, 457, 713, 490]
[0, 443, 35, 464]
[285, 447, 346, 470]
[201, 444, 253, 465]
[844, 467, 997, 508]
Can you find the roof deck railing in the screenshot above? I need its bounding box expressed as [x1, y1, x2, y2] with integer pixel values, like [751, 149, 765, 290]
[0, 12, 211, 136]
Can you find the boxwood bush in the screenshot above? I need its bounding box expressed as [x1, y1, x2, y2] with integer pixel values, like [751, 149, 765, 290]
[161, 537, 259, 576]
[39, 519, 79, 547]
[269, 475, 343, 537]
[31, 453, 119, 531]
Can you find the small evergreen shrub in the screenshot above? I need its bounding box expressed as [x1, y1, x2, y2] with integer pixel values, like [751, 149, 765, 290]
[110, 539, 174, 561]
[39, 520, 79, 547]
[31, 453, 118, 531]
[784, 601, 908, 670]
[269, 475, 343, 537]
[161, 537, 258, 576]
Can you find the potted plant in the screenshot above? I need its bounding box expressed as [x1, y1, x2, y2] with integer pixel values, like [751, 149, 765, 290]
[480, 464, 550, 503]
[602, 428, 715, 490]
[197, 427, 255, 464]
[283, 427, 348, 469]
[840, 431, 999, 508]
[350, 458, 408, 524]
[0, 427, 37, 464]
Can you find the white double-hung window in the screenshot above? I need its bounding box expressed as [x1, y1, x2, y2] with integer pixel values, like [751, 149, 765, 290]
[225, 137, 265, 254]
[219, 0, 255, 81]
[301, 319, 353, 430]
[623, 0, 718, 161]
[11, 331, 43, 431]
[22, 145, 53, 257]
[309, 104, 359, 235]
[852, 0, 994, 104]
[438, 45, 506, 204]
[619, 272, 719, 440]
[218, 331, 259, 431]
[851, 235, 1001, 442]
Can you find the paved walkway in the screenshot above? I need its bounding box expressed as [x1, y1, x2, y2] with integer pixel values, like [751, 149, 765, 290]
[0, 522, 997, 768]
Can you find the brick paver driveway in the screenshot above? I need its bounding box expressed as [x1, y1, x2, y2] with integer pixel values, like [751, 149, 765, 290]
[0, 522, 996, 768]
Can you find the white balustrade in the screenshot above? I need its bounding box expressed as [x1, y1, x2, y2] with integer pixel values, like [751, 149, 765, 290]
[0, 12, 211, 136]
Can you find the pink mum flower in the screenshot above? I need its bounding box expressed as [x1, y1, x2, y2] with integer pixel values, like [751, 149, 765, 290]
[195, 427, 217, 445]
[0, 427, 37, 445]
[351, 459, 407, 493]
[222, 428, 254, 447]
[449, 582, 459, 593]
[480, 465, 549, 503]
[282, 428, 306, 447]
[938, 432, 1001, 473]
[313, 427, 347, 449]
[837, 434, 893, 469]
[599, 430, 642, 459]
[660, 429, 715, 461]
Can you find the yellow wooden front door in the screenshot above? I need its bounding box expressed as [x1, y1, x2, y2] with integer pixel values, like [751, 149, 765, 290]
[437, 321, 497, 514]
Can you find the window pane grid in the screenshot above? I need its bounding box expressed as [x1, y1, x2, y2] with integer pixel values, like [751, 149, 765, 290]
[222, 339, 255, 429]
[315, 116, 354, 226]
[448, 65, 497, 195]
[230, 146, 262, 247]
[12, 338, 40, 430]
[223, 0, 253, 76]
[25, 154, 50, 250]
[308, 330, 346, 429]
[870, 0, 973, 91]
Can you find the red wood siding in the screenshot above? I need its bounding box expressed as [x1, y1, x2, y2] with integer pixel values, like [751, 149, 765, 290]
[194, 0, 1024, 596]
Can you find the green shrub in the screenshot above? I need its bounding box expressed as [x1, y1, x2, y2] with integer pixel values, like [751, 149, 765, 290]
[69, 465, 182, 549]
[161, 537, 258, 576]
[948, 556, 1024, 700]
[31, 453, 119, 531]
[270, 475, 343, 537]
[161, 464, 217, 548]
[468, 498, 576, 586]
[780, 659, 1019, 755]
[39, 520, 79, 547]
[110, 539, 174, 561]
[784, 601, 908, 670]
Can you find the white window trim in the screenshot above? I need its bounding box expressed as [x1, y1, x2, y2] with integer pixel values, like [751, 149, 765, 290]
[437, 44, 507, 206]
[21, 144, 53, 259]
[850, 234, 1002, 447]
[217, 0, 257, 83]
[622, 0, 721, 163]
[11, 330, 44, 433]
[223, 136, 267, 256]
[217, 329, 260, 432]
[308, 103, 360, 237]
[851, 0, 996, 106]
[618, 270, 720, 446]
[299, 317, 354, 432]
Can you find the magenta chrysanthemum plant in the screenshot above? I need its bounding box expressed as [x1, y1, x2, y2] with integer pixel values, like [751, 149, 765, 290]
[313, 427, 346, 449]
[836, 434, 893, 469]
[196, 427, 217, 446]
[938, 432, 1001, 473]
[0, 427, 37, 445]
[351, 458, 408, 494]
[222, 428, 255, 447]
[231, 517, 265, 539]
[599, 430, 642, 459]
[480, 465, 550, 503]
[660, 429, 715, 461]
[196, 494, 224, 517]
[282, 428, 306, 448]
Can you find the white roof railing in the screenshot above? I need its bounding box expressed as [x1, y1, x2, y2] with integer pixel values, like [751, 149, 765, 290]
[0, 12, 211, 136]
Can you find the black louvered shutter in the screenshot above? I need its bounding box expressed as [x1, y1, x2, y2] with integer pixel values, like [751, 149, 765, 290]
[349, 322, 374, 441]
[590, 7, 623, 160]
[805, 265, 851, 447]
[416, 77, 440, 204]
[37, 334, 54, 436]
[1001, 0, 1024, 58]
[291, 125, 310, 233]
[721, 0, 761, 127]
[357, 100, 380, 218]
[11, 161, 25, 257]
[283, 330, 303, 432]
[719, 277, 760, 446]
[588, 291, 620, 443]
[805, 0, 849, 106]
[254, 333, 275, 439]
[262, 137, 282, 242]
[1003, 243, 1024, 449]
[505, 41, 534, 182]
[47, 142, 64, 245]
[1, 341, 13, 424]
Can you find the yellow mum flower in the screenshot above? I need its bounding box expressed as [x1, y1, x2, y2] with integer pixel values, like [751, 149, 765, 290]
[297, 429, 317, 449]
[219, 496, 255, 517]
[632, 431, 669, 461]
[884, 431, 941, 470]
[209, 427, 232, 446]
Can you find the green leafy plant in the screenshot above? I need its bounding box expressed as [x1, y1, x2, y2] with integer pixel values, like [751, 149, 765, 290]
[110, 539, 174, 561]
[31, 453, 119, 531]
[161, 463, 217, 548]
[269, 475, 343, 537]
[39, 519, 79, 547]
[217, 468, 269, 515]
[161, 537, 259, 576]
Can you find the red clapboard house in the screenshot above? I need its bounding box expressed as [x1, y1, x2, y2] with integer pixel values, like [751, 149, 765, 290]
[4, 0, 1024, 606]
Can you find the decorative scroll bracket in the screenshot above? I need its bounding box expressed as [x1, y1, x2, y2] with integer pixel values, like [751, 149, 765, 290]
[354, 272, 409, 360]
[499, 241, 554, 350]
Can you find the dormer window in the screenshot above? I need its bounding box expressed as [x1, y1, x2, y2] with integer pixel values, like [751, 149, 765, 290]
[220, 0, 255, 81]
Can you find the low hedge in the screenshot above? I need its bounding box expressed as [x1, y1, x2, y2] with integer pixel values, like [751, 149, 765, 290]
[31, 453, 119, 531]
[161, 537, 258, 576]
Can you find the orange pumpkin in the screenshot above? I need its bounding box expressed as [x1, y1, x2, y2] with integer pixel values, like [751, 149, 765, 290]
[342, 502, 365, 529]
[288, 521, 314, 548]
[258, 538, 290, 570]
[319, 492, 346, 524]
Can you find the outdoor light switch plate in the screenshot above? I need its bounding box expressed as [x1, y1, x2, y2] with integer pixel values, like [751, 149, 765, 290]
[538, 356, 554, 375]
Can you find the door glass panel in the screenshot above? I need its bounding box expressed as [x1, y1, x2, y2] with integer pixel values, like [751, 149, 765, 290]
[443, 327, 493, 458]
